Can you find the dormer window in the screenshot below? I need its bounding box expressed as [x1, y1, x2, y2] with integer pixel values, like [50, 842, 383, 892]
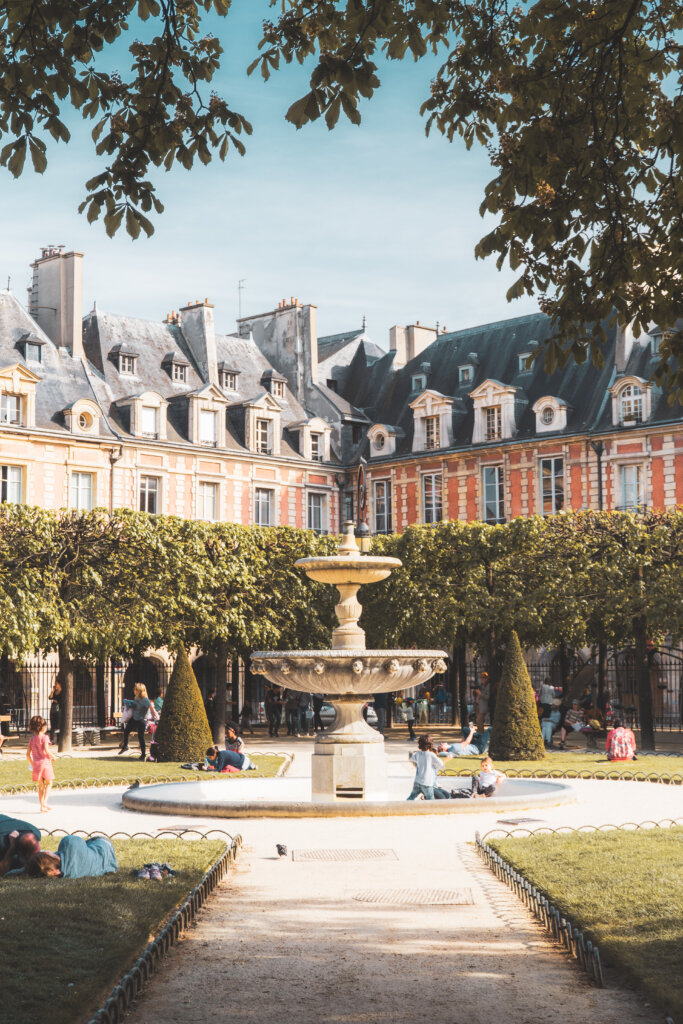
[485, 406, 502, 441]
[532, 395, 569, 434]
[651, 332, 661, 355]
[541, 406, 554, 425]
[141, 405, 159, 439]
[412, 374, 427, 392]
[424, 415, 440, 450]
[221, 370, 237, 391]
[173, 363, 187, 383]
[1, 394, 22, 425]
[518, 353, 532, 373]
[374, 433, 385, 451]
[256, 418, 271, 455]
[162, 351, 191, 384]
[620, 384, 642, 423]
[260, 369, 287, 399]
[64, 397, 102, 436]
[18, 334, 45, 364]
[199, 409, 218, 446]
[459, 365, 473, 385]
[310, 432, 323, 462]
[272, 380, 285, 398]
[120, 354, 136, 375]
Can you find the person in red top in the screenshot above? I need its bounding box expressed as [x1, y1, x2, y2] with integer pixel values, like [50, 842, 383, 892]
[26, 715, 56, 812]
[605, 719, 637, 761]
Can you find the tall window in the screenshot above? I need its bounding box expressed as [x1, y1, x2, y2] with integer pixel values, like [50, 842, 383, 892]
[620, 465, 642, 511]
[71, 472, 93, 512]
[172, 363, 188, 383]
[483, 465, 504, 523]
[141, 406, 158, 439]
[540, 458, 564, 514]
[199, 410, 217, 446]
[422, 473, 442, 524]
[310, 432, 323, 462]
[255, 487, 273, 526]
[0, 394, 22, 425]
[119, 354, 136, 375]
[424, 415, 440, 450]
[374, 480, 392, 534]
[485, 406, 502, 441]
[255, 418, 271, 455]
[139, 475, 159, 514]
[0, 465, 22, 503]
[198, 481, 218, 521]
[343, 492, 354, 523]
[620, 384, 642, 423]
[307, 492, 325, 534]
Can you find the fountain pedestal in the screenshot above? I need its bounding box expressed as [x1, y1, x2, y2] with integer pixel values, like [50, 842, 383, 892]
[311, 696, 388, 801]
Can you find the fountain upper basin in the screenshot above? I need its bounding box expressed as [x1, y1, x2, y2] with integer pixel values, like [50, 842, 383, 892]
[295, 554, 401, 586]
[251, 649, 448, 695]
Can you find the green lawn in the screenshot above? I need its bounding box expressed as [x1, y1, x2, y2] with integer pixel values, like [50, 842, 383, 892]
[489, 827, 683, 1020]
[0, 837, 228, 1024]
[0, 753, 286, 793]
[438, 749, 683, 782]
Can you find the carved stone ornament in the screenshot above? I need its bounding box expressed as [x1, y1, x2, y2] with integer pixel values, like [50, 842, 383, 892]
[385, 658, 400, 674]
[251, 660, 265, 675]
[280, 660, 291, 675]
[432, 658, 447, 675]
[313, 661, 325, 675]
[416, 658, 430, 673]
[351, 659, 364, 675]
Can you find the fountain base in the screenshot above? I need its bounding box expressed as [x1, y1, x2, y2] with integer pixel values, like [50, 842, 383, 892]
[312, 696, 388, 800]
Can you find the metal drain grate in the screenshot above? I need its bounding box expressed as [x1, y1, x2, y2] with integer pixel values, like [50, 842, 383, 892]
[353, 888, 474, 905]
[292, 848, 398, 863]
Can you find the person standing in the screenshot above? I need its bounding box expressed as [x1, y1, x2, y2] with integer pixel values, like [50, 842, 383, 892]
[118, 683, 152, 760]
[538, 677, 555, 720]
[407, 735, 450, 800]
[285, 690, 300, 736]
[404, 696, 416, 741]
[373, 692, 387, 735]
[475, 672, 490, 730]
[265, 687, 282, 738]
[312, 694, 325, 732]
[204, 688, 217, 735]
[48, 681, 62, 743]
[298, 691, 311, 737]
[26, 716, 55, 813]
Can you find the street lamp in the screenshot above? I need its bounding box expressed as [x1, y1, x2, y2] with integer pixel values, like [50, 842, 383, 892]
[355, 520, 371, 554]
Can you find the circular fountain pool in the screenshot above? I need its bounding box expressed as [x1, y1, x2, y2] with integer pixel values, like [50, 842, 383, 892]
[122, 775, 575, 818]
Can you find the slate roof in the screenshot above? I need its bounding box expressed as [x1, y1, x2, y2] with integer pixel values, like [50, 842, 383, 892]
[0, 291, 116, 435]
[317, 329, 365, 360]
[339, 311, 682, 461]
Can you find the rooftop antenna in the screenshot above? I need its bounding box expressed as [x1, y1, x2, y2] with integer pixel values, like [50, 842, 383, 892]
[361, 314, 366, 331]
[6, 275, 10, 291]
[238, 278, 246, 319]
[436, 320, 440, 334]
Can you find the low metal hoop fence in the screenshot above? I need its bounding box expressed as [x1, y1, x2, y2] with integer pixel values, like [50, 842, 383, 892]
[475, 818, 682, 989]
[440, 765, 683, 784]
[36, 827, 247, 1024]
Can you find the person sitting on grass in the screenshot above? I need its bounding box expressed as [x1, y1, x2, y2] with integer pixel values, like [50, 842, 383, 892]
[407, 734, 451, 800]
[437, 722, 491, 758]
[606, 719, 638, 762]
[558, 699, 584, 750]
[26, 836, 118, 879]
[471, 756, 506, 798]
[0, 815, 41, 876]
[202, 744, 251, 773]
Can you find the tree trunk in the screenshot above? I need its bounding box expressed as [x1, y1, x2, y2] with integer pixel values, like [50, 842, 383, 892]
[57, 641, 73, 753]
[231, 659, 240, 722]
[456, 644, 468, 727]
[558, 640, 570, 698]
[213, 641, 229, 746]
[597, 640, 607, 711]
[95, 663, 106, 728]
[633, 615, 655, 750]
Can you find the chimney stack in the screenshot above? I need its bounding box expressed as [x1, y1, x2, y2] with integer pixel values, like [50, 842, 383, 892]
[28, 247, 84, 358]
[180, 298, 218, 385]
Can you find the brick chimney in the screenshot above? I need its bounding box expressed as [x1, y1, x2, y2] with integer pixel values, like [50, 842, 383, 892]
[179, 299, 218, 385]
[28, 247, 84, 358]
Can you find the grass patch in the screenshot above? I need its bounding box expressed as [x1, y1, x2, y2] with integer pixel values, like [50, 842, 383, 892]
[438, 749, 683, 782]
[0, 837, 227, 1024]
[0, 753, 286, 794]
[489, 827, 683, 1020]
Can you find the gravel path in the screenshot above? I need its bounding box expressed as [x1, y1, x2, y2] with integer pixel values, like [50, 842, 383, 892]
[120, 807, 668, 1024]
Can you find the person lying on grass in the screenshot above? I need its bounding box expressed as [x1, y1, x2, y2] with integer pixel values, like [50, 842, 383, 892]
[436, 723, 491, 758]
[202, 744, 251, 773]
[0, 814, 41, 876]
[25, 836, 118, 879]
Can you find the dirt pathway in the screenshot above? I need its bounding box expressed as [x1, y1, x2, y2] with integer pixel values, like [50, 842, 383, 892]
[123, 817, 657, 1024]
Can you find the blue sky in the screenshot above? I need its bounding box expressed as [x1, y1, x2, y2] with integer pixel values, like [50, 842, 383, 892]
[0, 2, 537, 346]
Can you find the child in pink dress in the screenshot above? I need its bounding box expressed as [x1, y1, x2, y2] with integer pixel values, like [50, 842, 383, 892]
[26, 715, 56, 812]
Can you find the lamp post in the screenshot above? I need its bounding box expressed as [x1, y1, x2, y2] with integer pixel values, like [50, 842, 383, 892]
[590, 439, 604, 511]
[589, 439, 607, 711]
[355, 519, 371, 554]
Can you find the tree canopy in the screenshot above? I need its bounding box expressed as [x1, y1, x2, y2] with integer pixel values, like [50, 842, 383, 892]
[1, 1, 680, 392]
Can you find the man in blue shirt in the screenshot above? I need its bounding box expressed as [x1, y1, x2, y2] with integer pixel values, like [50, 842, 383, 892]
[25, 836, 118, 878]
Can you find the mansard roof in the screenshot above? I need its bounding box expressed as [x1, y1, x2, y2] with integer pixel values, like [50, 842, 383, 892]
[0, 291, 116, 435]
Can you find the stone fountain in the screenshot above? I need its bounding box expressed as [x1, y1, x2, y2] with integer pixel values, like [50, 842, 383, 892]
[251, 522, 448, 801]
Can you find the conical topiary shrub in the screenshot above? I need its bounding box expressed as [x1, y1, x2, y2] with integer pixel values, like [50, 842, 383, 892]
[155, 644, 213, 762]
[489, 631, 545, 761]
